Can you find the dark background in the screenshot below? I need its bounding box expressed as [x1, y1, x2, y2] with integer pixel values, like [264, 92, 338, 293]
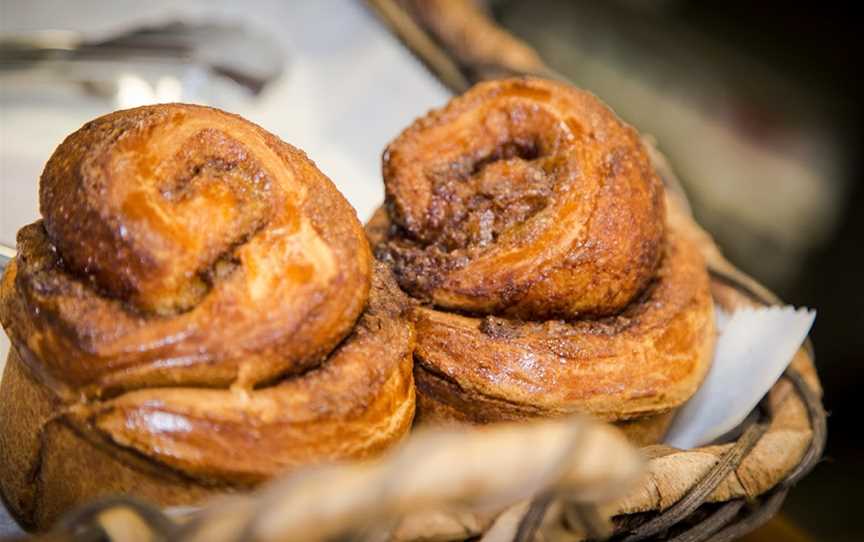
[493, 1, 861, 539]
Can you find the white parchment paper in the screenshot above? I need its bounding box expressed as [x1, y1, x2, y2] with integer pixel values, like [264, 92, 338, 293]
[665, 306, 816, 449]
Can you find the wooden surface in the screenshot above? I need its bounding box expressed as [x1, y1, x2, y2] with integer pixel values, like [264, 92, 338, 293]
[743, 516, 814, 542]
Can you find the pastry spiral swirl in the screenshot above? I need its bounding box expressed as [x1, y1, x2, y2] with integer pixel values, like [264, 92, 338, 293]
[0, 104, 415, 528]
[371, 78, 714, 427]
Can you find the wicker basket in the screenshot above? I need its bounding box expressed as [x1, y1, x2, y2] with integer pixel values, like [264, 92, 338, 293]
[362, 3, 826, 539]
[26, 161, 825, 542]
[8, 3, 826, 541]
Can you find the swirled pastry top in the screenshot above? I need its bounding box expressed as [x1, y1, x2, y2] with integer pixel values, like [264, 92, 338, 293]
[69, 263, 416, 484]
[371, 78, 715, 424]
[379, 78, 666, 320]
[0, 104, 372, 398]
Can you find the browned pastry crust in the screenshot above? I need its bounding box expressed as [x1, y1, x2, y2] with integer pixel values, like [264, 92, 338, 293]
[379, 79, 665, 320]
[412, 374, 675, 448]
[10, 104, 376, 395]
[0, 104, 415, 530]
[371, 78, 715, 430]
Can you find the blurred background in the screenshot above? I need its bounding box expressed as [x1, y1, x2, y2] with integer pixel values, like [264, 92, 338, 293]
[0, 0, 860, 540]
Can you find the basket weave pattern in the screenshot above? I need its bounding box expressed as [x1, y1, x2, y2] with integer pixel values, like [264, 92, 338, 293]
[12, 3, 827, 540]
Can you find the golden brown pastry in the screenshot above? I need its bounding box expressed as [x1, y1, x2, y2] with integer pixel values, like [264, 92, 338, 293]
[369, 78, 715, 438]
[0, 104, 415, 530]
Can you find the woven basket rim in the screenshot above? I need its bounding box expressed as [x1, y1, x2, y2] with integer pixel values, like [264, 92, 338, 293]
[12, 4, 827, 540]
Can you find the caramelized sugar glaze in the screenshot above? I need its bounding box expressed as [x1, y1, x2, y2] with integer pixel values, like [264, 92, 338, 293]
[0, 105, 415, 524]
[370, 78, 715, 427]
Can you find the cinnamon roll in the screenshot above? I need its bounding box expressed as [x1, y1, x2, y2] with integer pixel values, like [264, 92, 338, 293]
[370, 78, 715, 440]
[0, 104, 415, 530]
